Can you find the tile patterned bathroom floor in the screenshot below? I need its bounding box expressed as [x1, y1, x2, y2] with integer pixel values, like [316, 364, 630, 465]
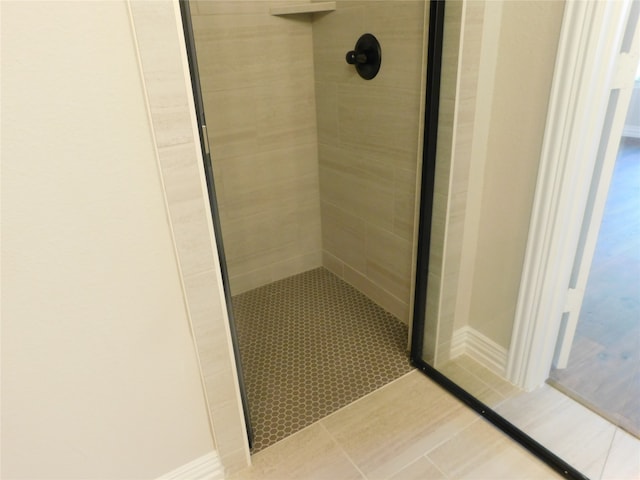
[232, 267, 413, 452]
[230, 367, 640, 480]
[229, 371, 561, 480]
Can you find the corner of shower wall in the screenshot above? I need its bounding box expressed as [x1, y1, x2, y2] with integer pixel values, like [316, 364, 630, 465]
[312, 0, 429, 325]
[190, 1, 323, 297]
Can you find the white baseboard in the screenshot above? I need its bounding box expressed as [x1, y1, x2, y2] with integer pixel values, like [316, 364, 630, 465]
[157, 451, 225, 480]
[450, 326, 508, 376]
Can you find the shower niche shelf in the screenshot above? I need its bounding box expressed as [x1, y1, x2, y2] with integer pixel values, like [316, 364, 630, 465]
[270, 1, 336, 16]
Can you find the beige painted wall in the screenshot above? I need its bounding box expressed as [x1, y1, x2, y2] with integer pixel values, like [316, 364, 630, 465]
[424, 0, 565, 366]
[190, 1, 322, 295]
[1, 1, 215, 477]
[313, 0, 427, 323]
[466, 0, 565, 349]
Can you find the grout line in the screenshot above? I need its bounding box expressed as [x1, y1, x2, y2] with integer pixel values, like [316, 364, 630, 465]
[422, 454, 452, 480]
[318, 422, 368, 480]
[598, 427, 619, 480]
[451, 355, 508, 406]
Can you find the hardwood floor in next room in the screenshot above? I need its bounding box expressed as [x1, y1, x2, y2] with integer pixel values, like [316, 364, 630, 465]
[549, 137, 640, 438]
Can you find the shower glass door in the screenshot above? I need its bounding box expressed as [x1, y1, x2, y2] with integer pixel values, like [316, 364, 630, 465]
[412, 1, 639, 479]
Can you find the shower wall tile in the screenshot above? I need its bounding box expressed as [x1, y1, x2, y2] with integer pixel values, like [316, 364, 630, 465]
[192, 0, 271, 16]
[157, 143, 218, 276]
[193, 13, 313, 93]
[321, 201, 367, 273]
[337, 84, 420, 156]
[394, 167, 419, 241]
[231, 251, 323, 295]
[365, 224, 413, 300]
[313, 0, 427, 324]
[315, 82, 339, 145]
[191, 5, 322, 295]
[129, 0, 251, 472]
[343, 264, 409, 322]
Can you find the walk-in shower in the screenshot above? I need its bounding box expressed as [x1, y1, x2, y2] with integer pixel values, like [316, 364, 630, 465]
[181, 0, 429, 452]
[179, 1, 636, 477]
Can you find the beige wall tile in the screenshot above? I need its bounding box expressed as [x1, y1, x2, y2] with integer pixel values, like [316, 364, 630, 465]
[193, 0, 271, 16]
[212, 400, 252, 471]
[311, 2, 366, 84]
[365, 225, 412, 299]
[315, 81, 339, 145]
[342, 263, 410, 323]
[218, 144, 318, 205]
[314, 1, 426, 320]
[321, 201, 367, 272]
[320, 160, 395, 232]
[183, 270, 233, 376]
[191, 8, 321, 292]
[158, 143, 218, 276]
[193, 14, 314, 93]
[322, 250, 345, 278]
[229, 266, 274, 296]
[337, 84, 420, 156]
[360, 1, 426, 92]
[230, 251, 322, 295]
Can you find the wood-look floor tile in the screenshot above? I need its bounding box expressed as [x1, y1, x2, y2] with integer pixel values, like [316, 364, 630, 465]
[496, 384, 615, 479]
[437, 360, 505, 407]
[451, 355, 520, 399]
[229, 423, 364, 480]
[600, 427, 640, 480]
[427, 418, 560, 479]
[321, 371, 477, 479]
[387, 456, 447, 480]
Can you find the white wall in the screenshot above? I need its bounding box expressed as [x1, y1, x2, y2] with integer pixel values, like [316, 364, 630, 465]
[1, 1, 214, 478]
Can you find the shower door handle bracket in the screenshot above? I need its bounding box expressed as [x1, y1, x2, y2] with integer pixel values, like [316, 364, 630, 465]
[201, 124, 210, 155]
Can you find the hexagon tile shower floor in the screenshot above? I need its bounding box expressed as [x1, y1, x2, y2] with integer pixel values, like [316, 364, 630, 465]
[232, 267, 413, 452]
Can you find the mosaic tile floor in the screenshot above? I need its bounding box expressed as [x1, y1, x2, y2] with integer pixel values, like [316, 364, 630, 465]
[232, 267, 413, 452]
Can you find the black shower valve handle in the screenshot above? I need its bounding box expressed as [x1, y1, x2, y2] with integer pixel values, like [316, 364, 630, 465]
[346, 50, 368, 65]
[345, 33, 381, 80]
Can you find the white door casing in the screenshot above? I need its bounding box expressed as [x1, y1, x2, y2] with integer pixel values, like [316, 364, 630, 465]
[507, 0, 640, 391]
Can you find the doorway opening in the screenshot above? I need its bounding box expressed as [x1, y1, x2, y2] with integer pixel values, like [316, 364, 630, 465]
[548, 102, 640, 439]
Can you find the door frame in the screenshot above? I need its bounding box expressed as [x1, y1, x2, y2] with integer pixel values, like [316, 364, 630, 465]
[507, 0, 640, 391]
